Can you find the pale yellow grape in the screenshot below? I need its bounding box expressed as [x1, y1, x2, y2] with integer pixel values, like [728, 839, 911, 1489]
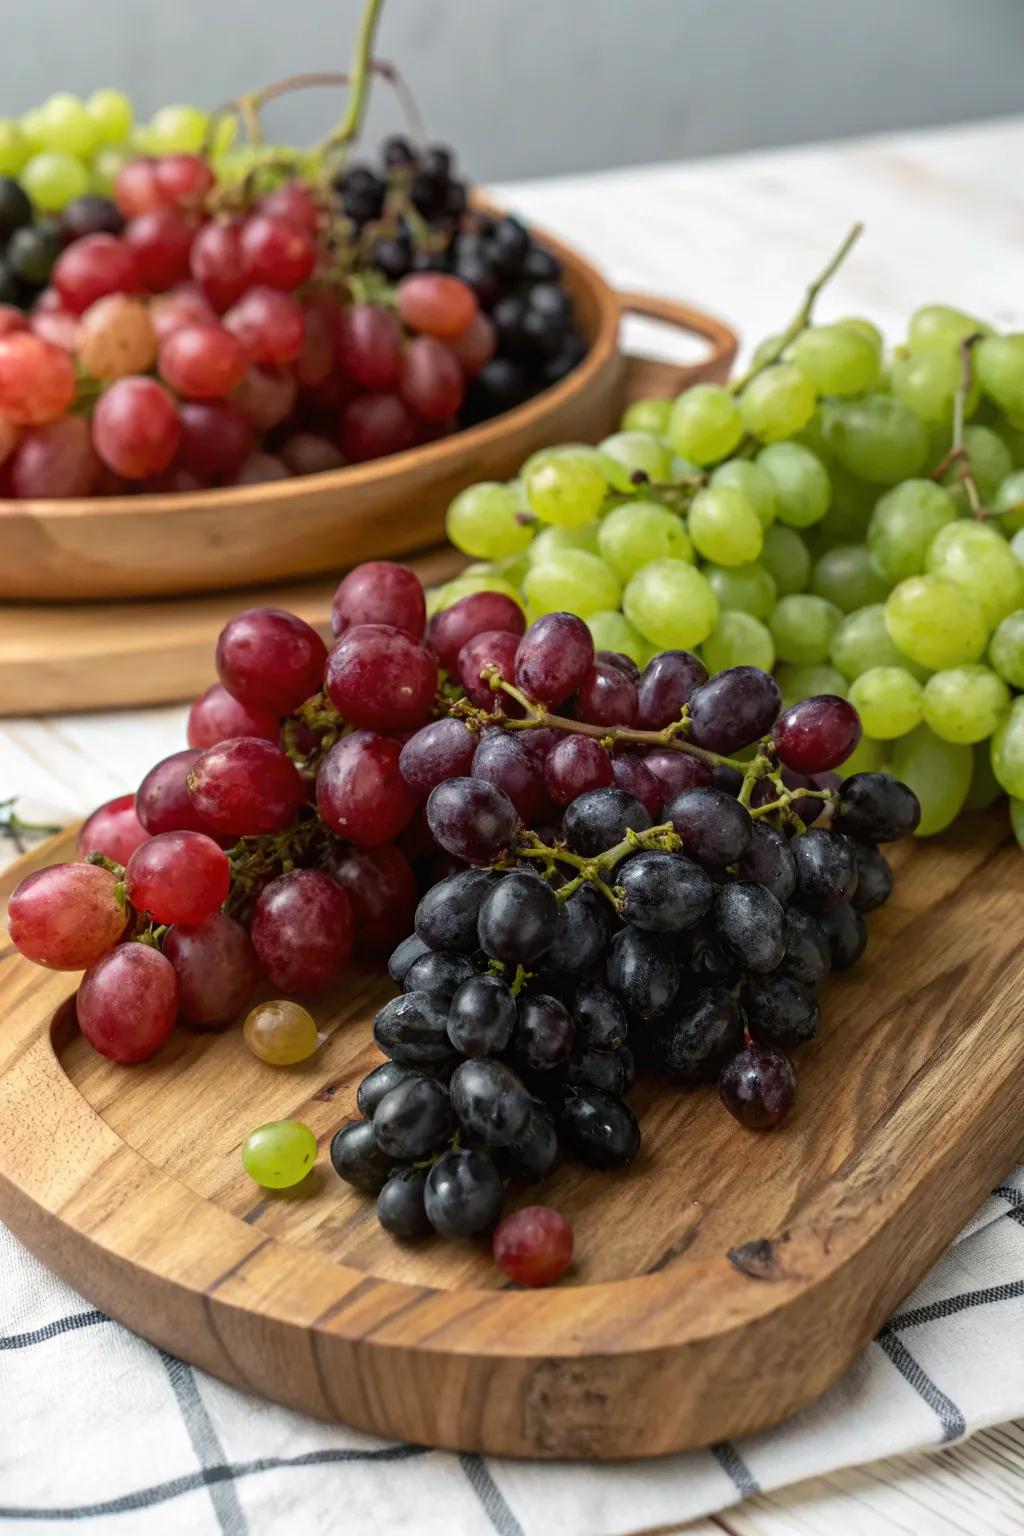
[598, 430, 671, 490]
[147, 103, 209, 154]
[20, 151, 89, 210]
[925, 519, 1024, 629]
[993, 469, 1024, 535]
[769, 593, 843, 665]
[757, 442, 831, 527]
[586, 610, 654, 666]
[666, 384, 743, 465]
[848, 667, 924, 739]
[830, 602, 927, 682]
[791, 323, 880, 396]
[92, 146, 129, 196]
[709, 459, 777, 529]
[991, 696, 1024, 798]
[703, 561, 777, 619]
[989, 609, 1024, 689]
[1011, 797, 1024, 849]
[622, 398, 671, 435]
[739, 363, 816, 442]
[776, 663, 848, 709]
[623, 559, 718, 649]
[761, 523, 812, 595]
[891, 724, 973, 835]
[702, 612, 775, 673]
[523, 550, 621, 619]
[597, 501, 692, 581]
[0, 119, 30, 175]
[524, 447, 608, 528]
[427, 572, 525, 618]
[867, 478, 957, 582]
[37, 93, 97, 158]
[908, 304, 991, 352]
[687, 485, 763, 565]
[445, 481, 533, 560]
[838, 733, 888, 777]
[884, 576, 988, 669]
[921, 665, 1010, 745]
[86, 89, 133, 145]
[964, 743, 1004, 811]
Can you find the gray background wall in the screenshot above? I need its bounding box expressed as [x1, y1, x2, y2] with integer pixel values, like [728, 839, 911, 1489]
[4, 0, 1023, 181]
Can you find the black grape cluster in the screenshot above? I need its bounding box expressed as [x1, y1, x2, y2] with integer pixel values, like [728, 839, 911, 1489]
[0, 176, 124, 309]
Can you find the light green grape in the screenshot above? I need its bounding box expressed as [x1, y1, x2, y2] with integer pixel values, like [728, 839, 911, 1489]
[837, 316, 884, 354]
[739, 363, 816, 442]
[890, 724, 973, 835]
[622, 397, 671, 434]
[20, 107, 48, 151]
[528, 522, 600, 562]
[921, 664, 1010, 745]
[810, 544, 890, 611]
[776, 662, 848, 709]
[848, 667, 924, 739]
[687, 485, 763, 565]
[769, 593, 843, 664]
[524, 448, 609, 528]
[598, 430, 671, 490]
[964, 742, 1004, 811]
[808, 465, 876, 550]
[20, 151, 89, 210]
[867, 478, 957, 582]
[523, 551, 621, 618]
[242, 1120, 318, 1189]
[597, 501, 692, 581]
[794, 404, 837, 466]
[944, 426, 1013, 512]
[989, 609, 1024, 688]
[830, 603, 926, 682]
[623, 559, 719, 649]
[791, 323, 880, 396]
[972, 334, 1024, 419]
[666, 384, 743, 465]
[464, 555, 530, 588]
[993, 469, 1024, 535]
[908, 304, 991, 353]
[990, 696, 1024, 798]
[885, 576, 988, 669]
[703, 561, 777, 619]
[1013, 528, 1024, 568]
[0, 118, 29, 175]
[995, 417, 1024, 469]
[703, 611, 775, 672]
[427, 572, 526, 618]
[36, 94, 96, 158]
[91, 146, 129, 196]
[757, 442, 831, 528]
[586, 609, 654, 665]
[925, 519, 1024, 629]
[709, 459, 777, 528]
[890, 346, 980, 426]
[839, 733, 888, 777]
[147, 103, 208, 153]
[86, 88, 133, 145]
[824, 394, 928, 484]
[761, 523, 811, 596]
[446, 481, 533, 560]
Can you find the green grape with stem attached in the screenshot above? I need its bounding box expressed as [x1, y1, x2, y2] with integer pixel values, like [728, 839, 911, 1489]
[907, 304, 992, 353]
[623, 559, 718, 649]
[810, 544, 890, 612]
[446, 481, 534, 561]
[867, 479, 957, 582]
[925, 519, 1024, 629]
[776, 662, 848, 709]
[709, 459, 778, 529]
[621, 398, 671, 434]
[830, 602, 928, 682]
[885, 576, 988, 670]
[993, 470, 1024, 535]
[943, 425, 1013, 513]
[890, 346, 980, 426]
[598, 430, 672, 490]
[666, 384, 743, 465]
[524, 448, 610, 528]
[687, 485, 763, 565]
[760, 523, 811, 596]
[991, 696, 1024, 799]
[757, 442, 831, 528]
[890, 724, 973, 835]
[702, 611, 775, 672]
[703, 561, 777, 619]
[523, 551, 621, 619]
[848, 666, 924, 739]
[989, 609, 1024, 689]
[791, 323, 880, 396]
[597, 500, 693, 580]
[586, 609, 654, 666]
[921, 665, 1010, 745]
[824, 394, 928, 484]
[769, 593, 843, 665]
[739, 363, 816, 442]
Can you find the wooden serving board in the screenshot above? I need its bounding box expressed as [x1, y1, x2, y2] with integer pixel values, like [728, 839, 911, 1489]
[0, 814, 1021, 1459]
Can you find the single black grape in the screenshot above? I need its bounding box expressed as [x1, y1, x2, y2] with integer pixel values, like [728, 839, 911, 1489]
[58, 194, 124, 243]
[502, 1101, 560, 1181]
[414, 868, 500, 952]
[477, 870, 557, 966]
[330, 1119, 397, 1192]
[687, 666, 782, 753]
[606, 926, 681, 1020]
[736, 822, 797, 902]
[465, 356, 527, 418]
[792, 828, 858, 912]
[540, 331, 588, 385]
[778, 907, 832, 986]
[662, 787, 753, 869]
[420, 144, 453, 181]
[381, 132, 417, 168]
[424, 1148, 504, 1237]
[426, 777, 520, 864]
[372, 1076, 452, 1160]
[6, 220, 61, 286]
[741, 974, 819, 1051]
[681, 917, 739, 989]
[546, 884, 614, 974]
[719, 1043, 796, 1130]
[491, 294, 528, 353]
[338, 164, 385, 222]
[523, 245, 561, 282]
[713, 882, 786, 973]
[489, 215, 530, 276]
[449, 1058, 532, 1146]
[454, 251, 501, 306]
[562, 787, 652, 856]
[559, 1088, 640, 1169]
[371, 233, 413, 280]
[388, 932, 432, 984]
[373, 991, 454, 1065]
[0, 177, 32, 240]
[616, 849, 713, 933]
[850, 841, 893, 913]
[572, 977, 627, 1053]
[515, 993, 575, 1070]
[820, 902, 868, 969]
[834, 771, 921, 842]
[377, 1168, 431, 1238]
[650, 987, 742, 1085]
[566, 1046, 629, 1094]
[356, 1060, 424, 1118]
[447, 974, 516, 1057]
[402, 949, 477, 1000]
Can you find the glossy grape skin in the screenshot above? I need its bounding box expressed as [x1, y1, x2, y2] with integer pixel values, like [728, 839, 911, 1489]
[834, 771, 921, 842]
[544, 735, 613, 805]
[687, 666, 782, 754]
[8, 862, 127, 970]
[719, 1043, 796, 1130]
[427, 590, 525, 671]
[325, 624, 437, 734]
[514, 611, 594, 705]
[426, 777, 519, 864]
[559, 1088, 640, 1169]
[372, 1076, 452, 1160]
[713, 882, 786, 973]
[662, 787, 752, 869]
[424, 1148, 503, 1238]
[884, 575, 987, 672]
[186, 683, 279, 751]
[742, 973, 819, 1052]
[617, 850, 713, 933]
[562, 787, 651, 857]
[575, 660, 638, 726]
[546, 886, 614, 976]
[633, 649, 708, 729]
[446, 482, 533, 561]
[399, 335, 464, 420]
[493, 1206, 573, 1286]
[456, 629, 522, 708]
[606, 926, 680, 1020]
[243, 1120, 317, 1190]
[476, 872, 557, 967]
[377, 1169, 432, 1237]
[471, 733, 545, 822]
[356, 1061, 423, 1118]
[564, 981, 625, 1058]
[331, 561, 426, 641]
[773, 695, 862, 775]
[335, 303, 402, 387]
[679, 916, 738, 990]
[243, 998, 320, 1064]
[92, 375, 181, 479]
[567, 1045, 632, 1095]
[162, 912, 257, 1030]
[224, 286, 305, 365]
[6, 414, 100, 499]
[820, 902, 868, 969]
[609, 755, 664, 820]
[124, 829, 229, 927]
[326, 843, 417, 955]
[250, 870, 353, 994]
[643, 750, 715, 805]
[136, 749, 207, 835]
[650, 988, 742, 1085]
[447, 974, 517, 1057]
[341, 391, 418, 461]
[736, 823, 797, 903]
[76, 942, 178, 1063]
[316, 731, 418, 846]
[414, 868, 501, 953]
[398, 719, 476, 797]
[502, 1102, 561, 1183]
[779, 906, 832, 985]
[850, 841, 893, 913]
[515, 993, 576, 1071]
[450, 1057, 532, 1146]
[215, 607, 326, 717]
[188, 737, 305, 837]
[330, 1119, 396, 1193]
[397, 273, 477, 338]
[373, 991, 454, 1066]
[402, 949, 476, 1001]
[667, 383, 743, 464]
[78, 794, 148, 866]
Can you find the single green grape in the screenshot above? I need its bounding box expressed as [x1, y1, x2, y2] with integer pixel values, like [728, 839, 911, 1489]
[622, 559, 718, 649]
[687, 485, 763, 565]
[867, 478, 957, 582]
[791, 323, 880, 396]
[991, 696, 1024, 798]
[586, 609, 654, 665]
[756, 442, 830, 528]
[85, 88, 133, 145]
[464, 554, 530, 588]
[890, 345, 980, 426]
[597, 500, 692, 581]
[836, 317, 884, 354]
[446, 481, 533, 561]
[524, 448, 609, 528]
[621, 397, 671, 435]
[885, 575, 989, 669]
[769, 593, 843, 665]
[908, 304, 991, 353]
[989, 609, 1024, 688]
[528, 521, 600, 563]
[964, 741, 1004, 811]
[925, 519, 1024, 629]
[992, 469, 1024, 536]
[793, 404, 837, 466]
[426, 572, 525, 618]
[666, 384, 743, 465]
[830, 602, 927, 682]
[972, 334, 1024, 419]
[760, 523, 811, 596]
[523, 550, 621, 618]
[91, 146, 129, 196]
[36, 93, 97, 158]
[810, 544, 890, 612]
[709, 459, 777, 528]
[242, 1120, 318, 1189]
[147, 103, 209, 154]
[848, 666, 924, 739]
[944, 426, 1013, 513]
[1010, 797, 1024, 848]
[776, 662, 848, 709]
[839, 732, 888, 777]
[0, 118, 30, 175]
[20, 151, 89, 210]
[808, 464, 876, 548]
[703, 560, 777, 619]
[890, 724, 973, 834]
[702, 611, 775, 672]
[995, 417, 1024, 470]
[921, 664, 1010, 745]
[824, 394, 928, 484]
[598, 430, 671, 490]
[20, 107, 48, 150]
[739, 363, 816, 443]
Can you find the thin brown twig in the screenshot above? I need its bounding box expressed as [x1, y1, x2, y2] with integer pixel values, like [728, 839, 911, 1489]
[929, 332, 986, 517]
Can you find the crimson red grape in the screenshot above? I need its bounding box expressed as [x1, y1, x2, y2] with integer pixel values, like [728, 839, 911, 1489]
[335, 303, 401, 388]
[53, 235, 140, 315]
[158, 323, 247, 399]
[331, 560, 426, 641]
[397, 273, 477, 338]
[230, 363, 297, 430]
[457, 629, 521, 708]
[150, 284, 215, 341]
[176, 399, 254, 480]
[448, 310, 496, 376]
[575, 661, 637, 726]
[216, 606, 327, 716]
[258, 181, 321, 235]
[224, 286, 304, 364]
[154, 155, 214, 208]
[688, 666, 782, 754]
[398, 717, 476, 794]
[426, 590, 525, 671]
[163, 911, 258, 1029]
[635, 650, 708, 729]
[325, 624, 437, 732]
[773, 695, 862, 775]
[124, 829, 230, 924]
[326, 842, 417, 953]
[493, 1205, 573, 1285]
[136, 748, 207, 834]
[609, 753, 663, 820]
[340, 392, 418, 460]
[188, 737, 306, 836]
[426, 776, 519, 863]
[544, 734, 613, 804]
[316, 730, 419, 844]
[0, 333, 76, 425]
[77, 942, 179, 1062]
[514, 612, 594, 706]
[190, 220, 246, 312]
[8, 863, 127, 969]
[125, 207, 194, 291]
[114, 158, 166, 217]
[78, 794, 149, 865]
[187, 683, 279, 750]
[240, 214, 316, 290]
[719, 1042, 796, 1129]
[91, 376, 181, 478]
[250, 869, 353, 992]
[399, 335, 464, 421]
[8, 416, 99, 497]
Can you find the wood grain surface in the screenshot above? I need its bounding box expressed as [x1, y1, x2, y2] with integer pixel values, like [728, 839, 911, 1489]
[0, 809, 1021, 1459]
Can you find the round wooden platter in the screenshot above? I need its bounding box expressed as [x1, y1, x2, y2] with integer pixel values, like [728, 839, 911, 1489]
[1, 814, 1022, 1459]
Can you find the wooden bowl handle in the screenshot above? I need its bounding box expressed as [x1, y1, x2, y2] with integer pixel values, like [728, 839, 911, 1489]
[617, 290, 739, 399]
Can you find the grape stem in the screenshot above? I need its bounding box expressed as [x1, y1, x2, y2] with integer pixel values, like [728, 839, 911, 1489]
[511, 823, 682, 910]
[729, 221, 865, 394]
[0, 798, 61, 851]
[929, 332, 986, 518]
[318, 0, 387, 159]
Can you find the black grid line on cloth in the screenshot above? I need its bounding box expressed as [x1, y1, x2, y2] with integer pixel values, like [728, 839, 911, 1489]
[888, 1278, 1024, 1331]
[876, 1331, 967, 1443]
[0, 1445, 430, 1523]
[0, 1310, 108, 1351]
[994, 1184, 1024, 1210]
[160, 1353, 248, 1536]
[459, 1455, 525, 1536]
[711, 1440, 760, 1498]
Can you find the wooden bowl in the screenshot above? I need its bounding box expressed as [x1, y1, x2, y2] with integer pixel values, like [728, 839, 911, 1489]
[0, 221, 737, 603]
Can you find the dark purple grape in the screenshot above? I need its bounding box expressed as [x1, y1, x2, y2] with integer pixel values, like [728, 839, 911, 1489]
[688, 666, 782, 753]
[415, 868, 500, 952]
[450, 1058, 532, 1146]
[735, 822, 797, 902]
[719, 1043, 796, 1129]
[606, 927, 680, 1019]
[741, 974, 819, 1050]
[330, 1119, 397, 1192]
[597, 649, 639, 681]
[424, 1148, 504, 1236]
[513, 724, 563, 770]
[544, 734, 613, 804]
[635, 650, 708, 729]
[402, 949, 476, 1000]
[779, 907, 831, 986]
[447, 974, 516, 1057]
[477, 870, 557, 966]
[575, 661, 638, 726]
[713, 882, 786, 973]
[572, 977, 627, 1053]
[387, 933, 431, 984]
[502, 1102, 559, 1181]
[650, 988, 742, 1085]
[471, 732, 545, 821]
[562, 786, 651, 856]
[820, 902, 868, 969]
[610, 754, 663, 819]
[426, 777, 519, 864]
[681, 918, 738, 989]
[515, 992, 575, 1070]
[357, 1060, 423, 1118]
[373, 991, 453, 1065]
[372, 1077, 452, 1159]
[514, 611, 594, 705]
[559, 1088, 640, 1169]
[377, 1168, 431, 1237]
[567, 1046, 631, 1094]
[546, 885, 614, 975]
[644, 749, 714, 801]
[616, 850, 713, 933]
[850, 841, 893, 913]
[835, 772, 921, 842]
[792, 828, 858, 912]
[399, 717, 476, 794]
[662, 786, 753, 869]
[712, 762, 744, 797]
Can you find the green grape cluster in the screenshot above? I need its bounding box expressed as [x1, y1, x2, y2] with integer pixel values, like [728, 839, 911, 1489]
[438, 264, 1024, 852]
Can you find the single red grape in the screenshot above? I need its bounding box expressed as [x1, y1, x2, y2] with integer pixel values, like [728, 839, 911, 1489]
[91, 376, 181, 479]
[316, 730, 418, 845]
[294, 307, 334, 389]
[575, 661, 638, 727]
[325, 623, 437, 732]
[335, 303, 401, 388]
[125, 207, 195, 291]
[53, 235, 140, 315]
[163, 911, 258, 1029]
[154, 154, 214, 209]
[78, 794, 149, 865]
[0, 333, 76, 425]
[188, 737, 306, 837]
[397, 273, 478, 339]
[7, 863, 127, 970]
[330, 560, 426, 640]
[427, 591, 525, 671]
[339, 392, 417, 461]
[124, 829, 230, 925]
[326, 842, 417, 953]
[8, 416, 100, 497]
[398, 717, 476, 794]
[250, 869, 353, 992]
[149, 283, 215, 341]
[224, 286, 304, 364]
[216, 607, 327, 715]
[187, 683, 279, 749]
[773, 695, 862, 775]
[230, 363, 297, 430]
[493, 1205, 573, 1286]
[239, 214, 316, 291]
[544, 735, 613, 804]
[448, 310, 496, 376]
[456, 629, 521, 709]
[77, 942, 178, 1063]
[258, 181, 320, 235]
[190, 220, 246, 312]
[114, 158, 167, 217]
[399, 336, 464, 421]
[176, 399, 254, 480]
[514, 612, 595, 706]
[136, 748, 207, 834]
[158, 324, 247, 399]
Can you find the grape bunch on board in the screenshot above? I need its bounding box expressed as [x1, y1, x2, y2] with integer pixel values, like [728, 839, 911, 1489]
[5, 559, 920, 1283]
[439, 226, 1024, 849]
